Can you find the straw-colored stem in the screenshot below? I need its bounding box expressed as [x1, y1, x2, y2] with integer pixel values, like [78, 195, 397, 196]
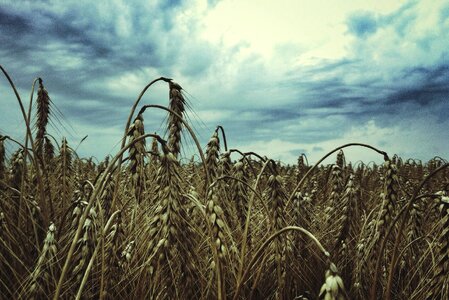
[75, 210, 121, 300]
[374, 162, 449, 300]
[233, 226, 330, 300]
[140, 104, 210, 189]
[53, 133, 160, 300]
[287, 142, 388, 208]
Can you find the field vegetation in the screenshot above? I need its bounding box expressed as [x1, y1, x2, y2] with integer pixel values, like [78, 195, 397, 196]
[0, 66, 448, 299]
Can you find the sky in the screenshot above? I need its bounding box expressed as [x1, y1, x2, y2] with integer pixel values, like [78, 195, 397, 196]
[0, 0, 448, 165]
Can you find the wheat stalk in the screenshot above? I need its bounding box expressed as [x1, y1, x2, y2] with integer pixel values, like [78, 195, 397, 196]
[101, 211, 124, 299]
[0, 136, 6, 184]
[266, 165, 287, 298]
[24, 222, 57, 299]
[426, 191, 449, 299]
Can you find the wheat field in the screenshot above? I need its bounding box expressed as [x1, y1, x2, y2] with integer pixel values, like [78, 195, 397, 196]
[0, 66, 448, 299]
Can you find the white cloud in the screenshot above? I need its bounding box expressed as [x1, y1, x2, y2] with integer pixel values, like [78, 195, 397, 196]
[195, 109, 233, 123]
[347, 0, 449, 77]
[38, 42, 86, 71]
[201, 0, 406, 61]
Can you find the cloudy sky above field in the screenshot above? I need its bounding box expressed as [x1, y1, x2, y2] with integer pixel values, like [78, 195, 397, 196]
[0, 0, 448, 164]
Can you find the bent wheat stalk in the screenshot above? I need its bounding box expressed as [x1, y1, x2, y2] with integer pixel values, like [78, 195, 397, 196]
[112, 77, 172, 210]
[287, 142, 388, 208]
[139, 104, 210, 188]
[233, 226, 330, 300]
[373, 162, 449, 300]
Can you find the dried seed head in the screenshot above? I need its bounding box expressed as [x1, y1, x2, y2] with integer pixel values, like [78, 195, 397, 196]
[120, 241, 136, 268]
[319, 263, 346, 300]
[128, 113, 146, 203]
[34, 78, 51, 156]
[379, 159, 399, 229]
[218, 151, 232, 177]
[167, 81, 186, 158]
[26, 222, 58, 299]
[336, 150, 345, 169]
[207, 185, 227, 260]
[205, 131, 220, 181]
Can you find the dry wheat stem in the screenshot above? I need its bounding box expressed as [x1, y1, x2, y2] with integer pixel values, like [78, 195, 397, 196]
[112, 77, 172, 216]
[75, 210, 121, 300]
[234, 226, 330, 300]
[287, 143, 388, 208]
[215, 125, 228, 152]
[53, 133, 161, 300]
[371, 162, 449, 300]
[140, 104, 210, 188]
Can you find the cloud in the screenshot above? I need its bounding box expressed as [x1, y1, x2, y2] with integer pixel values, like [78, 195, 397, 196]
[0, 0, 447, 164]
[386, 65, 449, 107]
[347, 12, 378, 38]
[178, 41, 214, 77]
[0, 8, 31, 34]
[239, 116, 449, 166]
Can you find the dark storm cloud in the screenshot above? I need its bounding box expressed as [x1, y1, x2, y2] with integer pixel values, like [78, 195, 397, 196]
[0, 8, 36, 55]
[287, 76, 368, 112]
[257, 108, 301, 121]
[386, 65, 449, 108]
[277, 49, 448, 148]
[292, 59, 355, 75]
[288, 61, 389, 117]
[0, 2, 207, 81]
[288, 0, 449, 121]
[0, 8, 86, 53]
[0, 1, 216, 134]
[347, 12, 378, 38]
[0, 8, 31, 34]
